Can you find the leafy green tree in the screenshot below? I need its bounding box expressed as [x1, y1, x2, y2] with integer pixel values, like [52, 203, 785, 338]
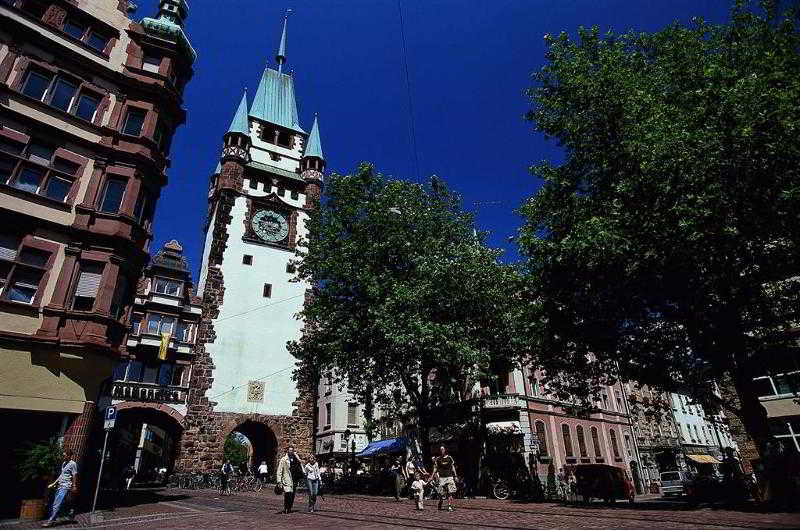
[290, 163, 524, 461]
[519, 1, 800, 456]
[224, 434, 249, 467]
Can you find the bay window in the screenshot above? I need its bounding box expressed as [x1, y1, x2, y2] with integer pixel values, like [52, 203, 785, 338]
[99, 177, 126, 213]
[71, 262, 103, 311]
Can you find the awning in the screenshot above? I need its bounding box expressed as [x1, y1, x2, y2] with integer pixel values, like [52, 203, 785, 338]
[356, 437, 407, 457]
[486, 421, 523, 435]
[686, 454, 721, 464]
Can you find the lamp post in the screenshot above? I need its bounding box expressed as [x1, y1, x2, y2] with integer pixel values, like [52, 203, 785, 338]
[344, 428, 351, 475]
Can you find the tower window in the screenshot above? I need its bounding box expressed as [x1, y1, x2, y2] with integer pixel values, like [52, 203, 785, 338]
[243, 255, 252, 265]
[263, 283, 272, 298]
[277, 131, 291, 148]
[261, 127, 276, 144]
[291, 190, 299, 200]
[269, 153, 281, 162]
[286, 262, 295, 273]
[277, 187, 285, 197]
[248, 178, 258, 190]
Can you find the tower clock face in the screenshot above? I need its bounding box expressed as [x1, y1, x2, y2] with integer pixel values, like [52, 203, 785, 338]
[252, 209, 289, 243]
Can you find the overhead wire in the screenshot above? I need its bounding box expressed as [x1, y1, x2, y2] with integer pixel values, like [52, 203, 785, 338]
[397, 0, 421, 182]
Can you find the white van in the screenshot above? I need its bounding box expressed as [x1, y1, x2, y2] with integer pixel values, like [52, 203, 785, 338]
[660, 471, 691, 496]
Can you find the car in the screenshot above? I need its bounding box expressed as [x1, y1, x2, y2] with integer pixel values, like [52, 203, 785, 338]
[659, 470, 691, 496]
[574, 464, 636, 504]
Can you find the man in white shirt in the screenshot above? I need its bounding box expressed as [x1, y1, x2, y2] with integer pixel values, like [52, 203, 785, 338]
[42, 448, 78, 527]
[257, 461, 269, 483]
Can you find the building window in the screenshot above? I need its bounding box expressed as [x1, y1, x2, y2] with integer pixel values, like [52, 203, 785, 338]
[146, 313, 175, 335]
[562, 424, 574, 458]
[324, 373, 332, 395]
[347, 403, 358, 426]
[591, 427, 602, 458]
[601, 393, 609, 410]
[86, 31, 109, 53]
[71, 262, 103, 311]
[261, 127, 276, 144]
[142, 55, 162, 73]
[242, 255, 253, 265]
[20, 0, 48, 19]
[277, 187, 285, 197]
[277, 131, 291, 148]
[131, 313, 142, 335]
[576, 425, 588, 458]
[109, 275, 129, 320]
[63, 19, 88, 40]
[75, 91, 101, 121]
[49, 77, 78, 112]
[175, 321, 193, 342]
[133, 192, 148, 223]
[610, 429, 620, 460]
[153, 277, 182, 296]
[269, 153, 281, 162]
[21, 69, 52, 101]
[286, 262, 295, 273]
[615, 391, 623, 412]
[171, 365, 185, 386]
[121, 108, 146, 136]
[290, 190, 299, 200]
[112, 361, 128, 381]
[152, 119, 171, 151]
[624, 434, 632, 457]
[263, 283, 272, 298]
[535, 421, 548, 456]
[99, 178, 126, 213]
[324, 403, 331, 428]
[0, 236, 49, 304]
[248, 178, 258, 190]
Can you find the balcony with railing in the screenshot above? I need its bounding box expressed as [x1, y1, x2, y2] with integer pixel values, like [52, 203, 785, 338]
[110, 380, 188, 405]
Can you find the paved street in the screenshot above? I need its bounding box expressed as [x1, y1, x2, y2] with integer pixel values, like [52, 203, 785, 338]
[2, 488, 798, 530]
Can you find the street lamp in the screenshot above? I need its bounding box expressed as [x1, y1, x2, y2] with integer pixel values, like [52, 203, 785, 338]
[344, 428, 351, 475]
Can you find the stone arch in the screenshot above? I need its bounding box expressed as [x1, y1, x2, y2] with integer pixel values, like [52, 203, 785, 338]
[112, 402, 185, 476]
[219, 414, 282, 475]
[115, 401, 185, 428]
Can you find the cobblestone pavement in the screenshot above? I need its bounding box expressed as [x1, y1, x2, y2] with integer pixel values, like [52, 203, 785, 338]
[2, 488, 798, 530]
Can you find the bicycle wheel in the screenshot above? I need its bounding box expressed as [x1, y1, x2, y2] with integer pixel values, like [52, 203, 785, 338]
[493, 481, 510, 500]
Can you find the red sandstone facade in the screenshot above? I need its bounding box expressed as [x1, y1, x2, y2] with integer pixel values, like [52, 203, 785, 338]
[0, 0, 193, 517]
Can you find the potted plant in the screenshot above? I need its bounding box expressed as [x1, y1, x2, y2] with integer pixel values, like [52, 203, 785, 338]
[15, 438, 63, 520]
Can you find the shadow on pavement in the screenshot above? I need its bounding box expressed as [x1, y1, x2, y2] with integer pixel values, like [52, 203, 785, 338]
[96, 487, 190, 511]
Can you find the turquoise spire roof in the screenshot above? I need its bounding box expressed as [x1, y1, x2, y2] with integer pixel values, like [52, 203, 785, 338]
[227, 90, 249, 135]
[304, 114, 324, 161]
[249, 68, 305, 133]
[276, 12, 289, 71]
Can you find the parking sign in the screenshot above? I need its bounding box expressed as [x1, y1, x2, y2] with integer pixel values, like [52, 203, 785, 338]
[104, 406, 116, 430]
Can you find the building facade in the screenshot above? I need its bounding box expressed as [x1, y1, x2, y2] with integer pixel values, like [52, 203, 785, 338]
[0, 0, 193, 516]
[177, 15, 321, 472]
[315, 374, 369, 462]
[104, 239, 201, 477]
[521, 369, 636, 482]
[626, 386, 683, 490]
[670, 392, 738, 473]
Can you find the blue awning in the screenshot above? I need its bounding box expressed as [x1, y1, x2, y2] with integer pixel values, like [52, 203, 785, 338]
[356, 437, 407, 457]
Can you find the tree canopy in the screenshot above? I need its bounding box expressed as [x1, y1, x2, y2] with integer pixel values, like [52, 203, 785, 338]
[290, 164, 524, 457]
[519, 1, 800, 454]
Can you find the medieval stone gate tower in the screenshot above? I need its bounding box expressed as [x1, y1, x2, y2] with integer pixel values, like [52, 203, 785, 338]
[176, 14, 323, 471]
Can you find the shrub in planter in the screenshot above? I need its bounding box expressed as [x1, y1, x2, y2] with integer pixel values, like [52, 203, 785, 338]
[15, 438, 63, 520]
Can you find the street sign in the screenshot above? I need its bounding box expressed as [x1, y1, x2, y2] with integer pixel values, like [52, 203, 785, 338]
[103, 405, 117, 430]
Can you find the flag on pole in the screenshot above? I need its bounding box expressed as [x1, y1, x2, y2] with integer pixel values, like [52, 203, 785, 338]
[158, 332, 171, 360]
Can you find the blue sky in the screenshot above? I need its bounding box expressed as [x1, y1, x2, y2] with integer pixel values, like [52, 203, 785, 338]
[138, 0, 732, 277]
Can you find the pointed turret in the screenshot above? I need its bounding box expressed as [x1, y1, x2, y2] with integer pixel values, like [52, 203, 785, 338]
[227, 89, 249, 135]
[302, 114, 325, 170]
[276, 10, 290, 73]
[301, 114, 325, 209]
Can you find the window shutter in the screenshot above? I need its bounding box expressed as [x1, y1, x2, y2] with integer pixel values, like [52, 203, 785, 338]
[0, 235, 19, 261]
[75, 265, 103, 297]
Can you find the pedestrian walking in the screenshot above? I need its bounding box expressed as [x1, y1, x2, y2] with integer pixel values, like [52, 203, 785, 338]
[277, 446, 303, 513]
[432, 445, 457, 512]
[257, 460, 269, 484]
[124, 464, 135, 490]
[42, 448, 78, 528]
[410, 473, 426, 510]
[304, 455, 321, 512]
[220, 459, 233, 496]
[391, 458, 406, 501]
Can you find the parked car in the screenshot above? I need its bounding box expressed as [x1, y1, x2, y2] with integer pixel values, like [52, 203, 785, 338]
[574, 464, 636, 504]
[660, 470, 691, 497]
